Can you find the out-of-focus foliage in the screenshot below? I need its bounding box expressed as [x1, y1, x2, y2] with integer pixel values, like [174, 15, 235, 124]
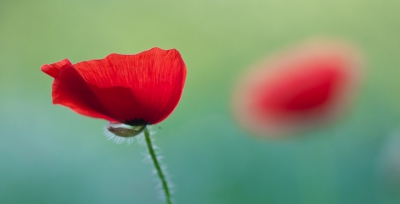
[1, 1, 400, 203]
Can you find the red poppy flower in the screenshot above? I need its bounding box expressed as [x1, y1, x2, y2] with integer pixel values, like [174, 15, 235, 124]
[232, 40, 363, 137]
[42, 47, 186, 136]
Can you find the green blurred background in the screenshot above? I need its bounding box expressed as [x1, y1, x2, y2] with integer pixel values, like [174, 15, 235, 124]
[1, 0, 400, 203]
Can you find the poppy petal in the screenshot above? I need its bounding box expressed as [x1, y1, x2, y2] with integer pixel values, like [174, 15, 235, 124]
[233, 40, 362, 137]
[44, 47, 186, 124]
[256, 56, 347, 115]
[41, 59, 72, 78]
[51, 65, 117, 122]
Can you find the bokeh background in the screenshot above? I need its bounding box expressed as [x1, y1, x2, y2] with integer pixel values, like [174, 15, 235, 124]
[1, 0, 400, 203]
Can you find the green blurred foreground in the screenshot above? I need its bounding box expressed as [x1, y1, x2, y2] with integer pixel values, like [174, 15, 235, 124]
[1, 1, 400, 203]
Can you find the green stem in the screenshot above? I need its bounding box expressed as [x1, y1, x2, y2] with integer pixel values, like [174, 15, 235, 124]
[143, 127, 172, 204]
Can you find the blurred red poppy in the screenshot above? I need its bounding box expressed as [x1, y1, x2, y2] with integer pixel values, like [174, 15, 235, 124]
[42, 47, 186, 127]
[232, 40, 363, 137]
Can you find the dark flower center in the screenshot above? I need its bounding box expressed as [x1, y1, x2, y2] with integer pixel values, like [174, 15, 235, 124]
[125, 119, 149, 126]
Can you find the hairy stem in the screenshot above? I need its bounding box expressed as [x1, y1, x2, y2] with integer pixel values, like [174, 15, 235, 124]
[143, 127, 172, 204]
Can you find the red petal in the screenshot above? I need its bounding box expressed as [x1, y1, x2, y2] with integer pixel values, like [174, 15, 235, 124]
[51, 65, 117, 122]
[256, 58, 346, 115]
[233, 40, 362, 137]
[43, 47, 186, 124]
[41, 59, 72, 78]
